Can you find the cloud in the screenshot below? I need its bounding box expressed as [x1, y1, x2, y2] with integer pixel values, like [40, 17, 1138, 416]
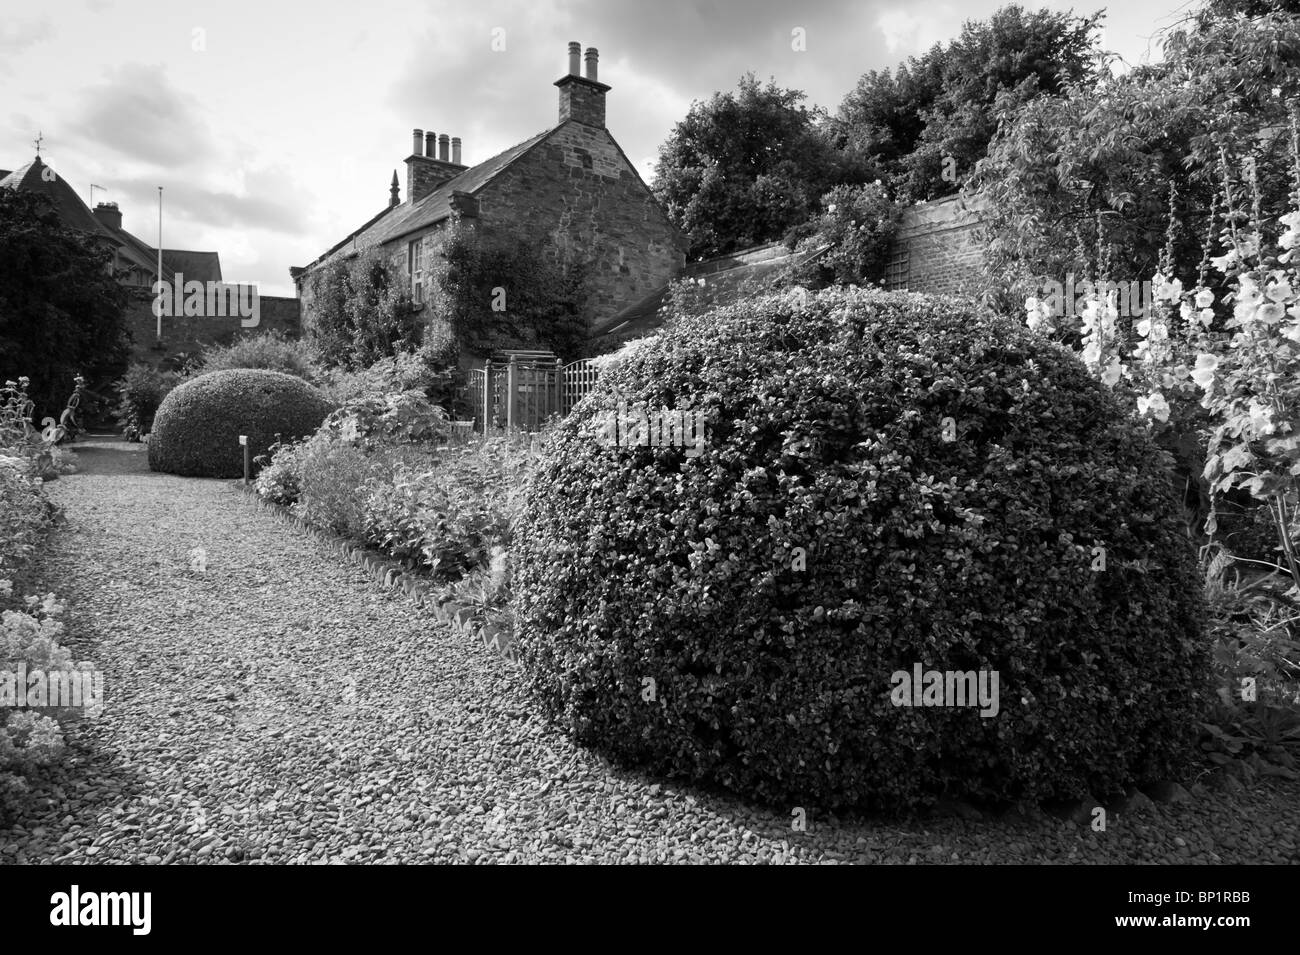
[876, 8, 954, 56]
[74, 63, 216, 168]
[0, 18, 53, 71]
[107, 165, 312, 238]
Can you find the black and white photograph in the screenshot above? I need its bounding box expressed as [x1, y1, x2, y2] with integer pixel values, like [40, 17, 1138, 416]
[0, 0, 1295, 930]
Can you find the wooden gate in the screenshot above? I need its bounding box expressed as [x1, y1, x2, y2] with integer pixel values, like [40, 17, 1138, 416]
[466, 353, 601, 432]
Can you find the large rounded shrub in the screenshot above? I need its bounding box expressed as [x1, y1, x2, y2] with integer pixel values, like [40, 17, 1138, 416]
[514, 287, 1208, 811]
[148, 369, 333, 478]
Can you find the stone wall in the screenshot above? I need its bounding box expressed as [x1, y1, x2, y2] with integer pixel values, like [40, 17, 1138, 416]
[123, 290, 301, 366]
[477, 121, 685, 324]
[886, 194, 988, 297]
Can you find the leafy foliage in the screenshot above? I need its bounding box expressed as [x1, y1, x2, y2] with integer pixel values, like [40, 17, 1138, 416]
[318, 390, 449, 449]
[306, 246, 422, 369]
[835, 4, 1103, 203]
[653, 75, 864, 259]
[0, 190, 129, 420]
[793, 181, 901, 285]
[147, 369, 334, 478]
[112, 362, 180, 442]
[427, 221, 590, 360]
[361, 437, 530, 581]
[0, 588, 85, 824]
[975, 10, 1300, 302]
[195, 329, 323, 383]
[514, 286, 1208, 810]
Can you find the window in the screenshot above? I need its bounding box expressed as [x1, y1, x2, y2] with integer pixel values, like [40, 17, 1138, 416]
[884, 246, 909, 291]
[409, 237, 424, 305]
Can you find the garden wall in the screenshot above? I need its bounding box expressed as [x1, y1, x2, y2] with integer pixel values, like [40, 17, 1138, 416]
[885, 194, 989, 297]
[123, 290, 301, 366]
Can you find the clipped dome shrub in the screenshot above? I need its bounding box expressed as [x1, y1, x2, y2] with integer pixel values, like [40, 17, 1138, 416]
[148, 369, 333, 478]
[514, 287, 1208, 811]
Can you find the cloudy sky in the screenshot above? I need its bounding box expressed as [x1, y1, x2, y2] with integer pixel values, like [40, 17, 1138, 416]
[2, 0, 1192, 296]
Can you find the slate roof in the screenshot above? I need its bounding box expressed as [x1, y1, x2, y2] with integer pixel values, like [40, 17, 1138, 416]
[162, 249, 223, 284]
[1, 157, 115, 238]
[303, 127, 556, 270]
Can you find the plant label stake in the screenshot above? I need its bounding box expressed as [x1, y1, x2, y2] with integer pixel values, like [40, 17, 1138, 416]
[239, 434, 249, 483]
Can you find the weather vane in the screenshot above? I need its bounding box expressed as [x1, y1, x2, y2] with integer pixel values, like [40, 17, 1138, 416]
[34, 131, 43, 156]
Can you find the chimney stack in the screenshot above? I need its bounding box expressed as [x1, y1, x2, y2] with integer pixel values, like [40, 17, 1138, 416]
[555, 42, 610, 128]
[93, 201, 122, 232]
[404, 128, 469, 204]
[389, 170, 400, 208]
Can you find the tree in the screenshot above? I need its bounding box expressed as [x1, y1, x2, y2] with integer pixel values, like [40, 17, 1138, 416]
[653, 75, 863, 259]
[0, 189, 128, 419]
[835, 4, 1104, 202]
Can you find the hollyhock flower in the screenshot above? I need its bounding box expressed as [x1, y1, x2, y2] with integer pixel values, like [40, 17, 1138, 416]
[1137, 391, 1170, 422]
[1210, 250, 1240, 274]
[1100, 357, 1122, 387]
[1195, 288, 1215, 308]
[1155, 275, 1183, 303]
[1191, 353, 1218, 390]
[1258, 302, 1286, 324]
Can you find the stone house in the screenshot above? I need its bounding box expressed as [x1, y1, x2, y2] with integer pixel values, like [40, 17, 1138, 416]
[292, 43, 687, 361]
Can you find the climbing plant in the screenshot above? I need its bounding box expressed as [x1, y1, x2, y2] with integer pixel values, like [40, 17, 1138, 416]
[425, 222, 590, 361]
[306, 246, 421, 370]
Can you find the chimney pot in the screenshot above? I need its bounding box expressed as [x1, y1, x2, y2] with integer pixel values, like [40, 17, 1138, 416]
[438, 134, 449, 162]
[425, 131, 437, 157]
[568, 41, 581, 75]
[412, 129, 424, 155]
[451, 137, 462, 165]
[584, 47, 598, 82]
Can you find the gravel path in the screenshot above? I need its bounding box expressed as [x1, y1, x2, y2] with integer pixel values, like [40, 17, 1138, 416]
[1, 436, 1297, 864]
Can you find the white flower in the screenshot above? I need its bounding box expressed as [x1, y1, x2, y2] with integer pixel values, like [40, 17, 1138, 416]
[1247, 399, 1275, 435]
[1259, 302, 1286, 324]
[1209, 250, 1239, 274]
[1137, 391, 1170, 423]
[1199, 308, 1215, 327]
[1156, 276, 1184, 303]
[1191, 353, 1218, 390]
[1195, 288, 1215, 308]
[1101, 357, 1122, 387]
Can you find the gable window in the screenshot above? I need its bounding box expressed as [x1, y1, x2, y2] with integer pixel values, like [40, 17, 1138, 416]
[409, 237, 424, 305]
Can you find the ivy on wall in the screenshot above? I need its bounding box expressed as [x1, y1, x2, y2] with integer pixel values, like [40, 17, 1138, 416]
[426, 221, 591, 361]
[306, 246, 422, 369]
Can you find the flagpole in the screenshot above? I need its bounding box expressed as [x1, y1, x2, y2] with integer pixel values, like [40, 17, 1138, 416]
[156, 186, 163, 341]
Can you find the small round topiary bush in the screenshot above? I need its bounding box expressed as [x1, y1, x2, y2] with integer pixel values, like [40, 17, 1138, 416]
[514, 286, 1209, 811]
[147, 369, 334, 478]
